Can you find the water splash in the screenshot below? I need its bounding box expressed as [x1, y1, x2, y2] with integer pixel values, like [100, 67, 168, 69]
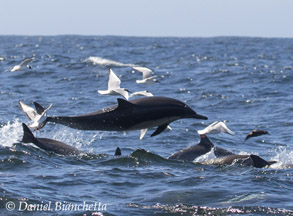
[269, 147, 293, 169]
[85, 56, 137, 67]
[38, 126, 103, 152]
[193, 148, 216, 163]
[0, 118, 23, 148]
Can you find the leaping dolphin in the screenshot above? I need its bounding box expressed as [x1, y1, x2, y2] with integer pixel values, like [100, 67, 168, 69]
[21, 97, 208, 139]
[21, 123, 81, 155]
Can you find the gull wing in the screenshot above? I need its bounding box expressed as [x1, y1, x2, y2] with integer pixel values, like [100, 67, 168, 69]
[113, 89, 129, 100]
[108, 68, 121, 90]
[198, 121, 235, 135]
[19, 57, 34, 66]
[129, 90, 153, 98]
[19, 101, 38, 121]
[133, 66, 152, 79]
[19, 101, 52, 129]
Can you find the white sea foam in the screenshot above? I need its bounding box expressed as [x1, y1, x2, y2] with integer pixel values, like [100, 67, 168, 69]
[193, 148, 217, 163]
[0, 119, 23, 148]
[86, 56, 137, 67]
[269, 147, 293, 169]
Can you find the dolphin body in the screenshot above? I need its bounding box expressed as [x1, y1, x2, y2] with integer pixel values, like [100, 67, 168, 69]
[201, 154, 277, 168]
[36, 97, 208, 137]
[22, 123, 81, 155]
[168, 134, 233, 161]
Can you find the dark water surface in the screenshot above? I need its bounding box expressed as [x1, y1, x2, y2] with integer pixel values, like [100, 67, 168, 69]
[0, 36, 293, 215]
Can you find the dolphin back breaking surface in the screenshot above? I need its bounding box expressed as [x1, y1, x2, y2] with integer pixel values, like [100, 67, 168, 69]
[37, 97, 208, 135]
[22, 123, 81, 155]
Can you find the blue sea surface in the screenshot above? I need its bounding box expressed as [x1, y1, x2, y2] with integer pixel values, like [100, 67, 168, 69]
[0, 36, 293, 215]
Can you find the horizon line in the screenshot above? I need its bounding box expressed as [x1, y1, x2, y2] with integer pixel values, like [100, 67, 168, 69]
[0, 34, 292, 39]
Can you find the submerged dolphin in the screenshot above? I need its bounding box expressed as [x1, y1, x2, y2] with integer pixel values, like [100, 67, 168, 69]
[22, 123, 81, 155]
[201, 154, 277, 168]
[30, 97, 208, 138]
[168, 134, 233, 161]
[168, 121, 235, 161]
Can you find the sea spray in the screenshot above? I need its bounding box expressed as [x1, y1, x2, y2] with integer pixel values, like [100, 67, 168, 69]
[85, 56, 137, 67]
[269, 146, 293, 169]
[0, 118, 22, 148]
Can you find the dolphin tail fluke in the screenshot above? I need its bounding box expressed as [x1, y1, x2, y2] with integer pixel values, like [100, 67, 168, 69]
[22, 123, 38, 144]
[151, 124, 168, 137]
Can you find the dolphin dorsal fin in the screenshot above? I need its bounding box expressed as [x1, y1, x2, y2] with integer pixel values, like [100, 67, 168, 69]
[22, 123, 38, 144]
[249, 154, 271, 168]
[117, 98, 136, 110]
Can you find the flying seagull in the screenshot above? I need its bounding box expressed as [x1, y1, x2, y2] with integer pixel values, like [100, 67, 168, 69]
[133, 66, 157, 84]
[11, 57, 34, 72]
[197, 121, 235, 135]
[19, 101, 52, 130]
[98, 68, 129, 100]
[129, 90, 153, 98]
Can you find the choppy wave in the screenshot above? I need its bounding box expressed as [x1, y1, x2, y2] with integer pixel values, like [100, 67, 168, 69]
[127, 203, 293, 215]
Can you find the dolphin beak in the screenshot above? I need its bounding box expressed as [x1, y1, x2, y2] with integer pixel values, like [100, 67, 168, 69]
[193, 113, 208, 120]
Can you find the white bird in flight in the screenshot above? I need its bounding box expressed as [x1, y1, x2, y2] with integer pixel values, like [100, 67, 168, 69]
[133, 66, 157, 84]
[197, 121, 235, 135]
[129, 90, 154, 98]
[98, 68, 129, 100]
[19, 101, 52, 130]
[11, 57, 34, 72]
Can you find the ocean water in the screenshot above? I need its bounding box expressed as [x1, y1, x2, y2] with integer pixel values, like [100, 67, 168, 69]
[0, 35, 293, 215]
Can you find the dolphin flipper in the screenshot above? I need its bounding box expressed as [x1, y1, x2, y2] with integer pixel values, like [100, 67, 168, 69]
[151, 124, 169, 137]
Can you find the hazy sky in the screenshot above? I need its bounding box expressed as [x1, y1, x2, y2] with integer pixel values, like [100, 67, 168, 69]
[1, 0, 293, 37]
